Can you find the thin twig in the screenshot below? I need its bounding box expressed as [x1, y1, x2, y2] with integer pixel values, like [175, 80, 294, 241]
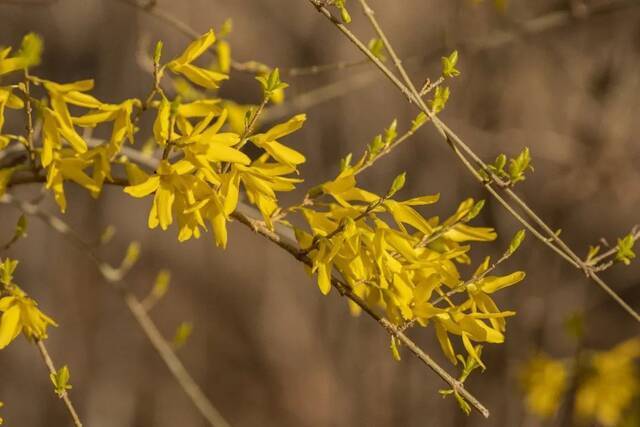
[35, 340, 83, 427]
[306, 0, 640, 323]
[0, 194, 231, 427]
[228, 209, 491, 418]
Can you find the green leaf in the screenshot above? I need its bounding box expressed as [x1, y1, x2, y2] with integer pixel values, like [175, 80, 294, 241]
[367, 38, 386, 61]
[0, 259, 18, 286]
[383, 119, 398, 145]
[50, 365, 72, 398]
[368, 134, 384, 156]
[615, 234, 636, 265]
[153, 41, 163, 65]
[507, 230, 526, 255]
[388, 172, 406, 197]
[586, 245, 600, 263]
[441, 50, 460, 78]
[255, 68, 289, 98]
[340, 152, 353, 172]
[508, 147, 533, 184]
[18, 33, 43, 68]
[463, 200, 485, 222]
[151, 270, 171, 300]
[100, 225, 116, 245]
[334, 0, 352, 23]
[121, 241, 141, 270]
[411, 112, 428, 131]
[219, 19, 233, 38]
[172, 321, 193, 350]
[429, 86, 450, 114]
[390, 336, 401, 361]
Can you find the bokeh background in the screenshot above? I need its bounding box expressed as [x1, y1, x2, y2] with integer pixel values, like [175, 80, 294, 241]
[0, 0, 639, 426]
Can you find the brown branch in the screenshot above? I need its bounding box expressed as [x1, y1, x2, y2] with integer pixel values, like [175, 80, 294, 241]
[0, 194, 231, 427]
[229, 209, 491, 418]
[306, 0, 640, 324]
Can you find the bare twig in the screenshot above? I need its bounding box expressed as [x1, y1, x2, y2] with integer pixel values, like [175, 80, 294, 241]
[228, 209, 491, 418]
[0, 194, 231, 427]
[306, 0, 640, 323]
[35, 340, 83, 427]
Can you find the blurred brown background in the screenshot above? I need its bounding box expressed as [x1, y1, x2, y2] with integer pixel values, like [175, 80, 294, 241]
[1, 0, 639, 426]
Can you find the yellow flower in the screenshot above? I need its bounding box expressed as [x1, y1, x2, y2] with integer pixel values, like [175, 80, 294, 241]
[0, 33, 42, 77]
[297, 171, 524, 367]
[0, 86, 25, 150]
[44, 150, 99, 213]
[575, 338, 640, 426]
[0, 259, 57, 349]
[520, 352, 569, 418]
[0, 292, 58, 349]
[249, 114, 307, 170]
[167, 29, 228, 89]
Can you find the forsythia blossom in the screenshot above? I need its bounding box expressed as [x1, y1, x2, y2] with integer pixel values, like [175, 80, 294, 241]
[0, 259, 57, 350]
[295, 166, 525, 369]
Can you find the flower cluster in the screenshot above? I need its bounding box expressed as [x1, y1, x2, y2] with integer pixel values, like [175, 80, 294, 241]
[0, 258, 57, 349]
[520, 338, 640, 426]
[0, 26, 529, 409]
[295, 166, 526, 368]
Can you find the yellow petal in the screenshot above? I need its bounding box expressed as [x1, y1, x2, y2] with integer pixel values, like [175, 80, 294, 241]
[155, 182, 175, 230]
[480, 271, 526, 294]
[317, 263, 332, 295]
[206, 144, 250, 165]
[170, 29, 216, 66]
[261, 140, 305, 167]
[124, 176, 160, 198]
[0, 305, 20, 349]
[444, 224, 497, 242]
[170, 64, 228, 89]
[435, 320, 457, 365]
[153, 96, 171, 144]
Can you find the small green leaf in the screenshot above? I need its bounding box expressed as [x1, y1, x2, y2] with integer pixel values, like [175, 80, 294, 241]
[219, 19, 233, 38]
[390, 336, 401, 361]
[508, 147, 533, 185]
[18, 32, 43, 68]
[367, 38, 385, 61]
[121, 241, 141, 270]
[0, 259, 18, 286]
[333, 0, 352, 23]
[586, 245, 600, 263]
[383, 119, 398, 145]
[153, 41, 163, 65]
[494, 154, 507, 172]
[388, 172, 406, 197]
[463, 200, 485, 222]
[50, 365, 72, 398]
[507, 230, 526, 255]
[255, 68, 289, 98]
[100, 225, 116, 245]
[615, 234, 636, 265]
[429, 86, 450, 114]
[441, 50, 460, 78]
[172, 321, 193, 350]
[411, 112, 428, 130]
[340, 152, 353, 172]
[368, 134, 384, 156]
[152, 270, 171, 300]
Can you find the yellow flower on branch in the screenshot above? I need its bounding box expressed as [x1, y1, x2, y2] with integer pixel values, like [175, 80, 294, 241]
[167, 29, 228, 90]
[0, 259, 57, 350]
